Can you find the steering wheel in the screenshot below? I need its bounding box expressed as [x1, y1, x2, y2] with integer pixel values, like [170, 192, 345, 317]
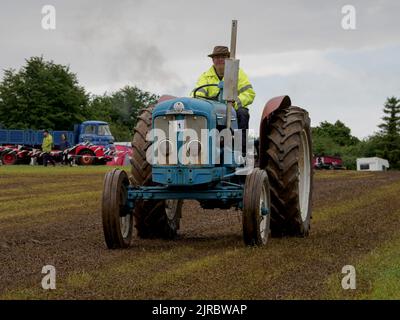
[192, 84, 220, 101]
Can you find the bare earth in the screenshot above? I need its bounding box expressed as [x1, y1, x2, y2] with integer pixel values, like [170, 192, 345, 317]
[0, 167, 399, 299]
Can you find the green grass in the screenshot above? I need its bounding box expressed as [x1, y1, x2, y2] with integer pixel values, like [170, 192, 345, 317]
[313, 180, 400, 222]
[0, 190, 100, 217]
[325, 228, 400, 299]
[0, 165, 130, 176]
[1, 167, 400, 300]
[314, 170, 365, 180]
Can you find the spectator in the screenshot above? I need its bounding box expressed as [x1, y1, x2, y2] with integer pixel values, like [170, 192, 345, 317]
[42, 130, 56, 167]
[60, 133, 71, 165]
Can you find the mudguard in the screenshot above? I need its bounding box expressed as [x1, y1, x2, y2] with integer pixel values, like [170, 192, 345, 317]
[157, 95, 177, 104]
[259, 95, 292, 169]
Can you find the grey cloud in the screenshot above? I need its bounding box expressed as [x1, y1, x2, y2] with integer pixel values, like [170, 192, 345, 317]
[0, 0, 399, 138]
[0, 0, 185, 93]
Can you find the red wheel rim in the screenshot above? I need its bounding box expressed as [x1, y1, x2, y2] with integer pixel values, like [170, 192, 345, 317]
[3, 153, 16, 165]
[80, 152, 93, 165]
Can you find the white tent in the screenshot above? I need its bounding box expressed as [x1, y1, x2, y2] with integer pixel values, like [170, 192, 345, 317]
[356, 157, 389, 171]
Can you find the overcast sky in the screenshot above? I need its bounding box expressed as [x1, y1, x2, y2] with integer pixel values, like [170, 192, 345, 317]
[1, 0, 399, 138]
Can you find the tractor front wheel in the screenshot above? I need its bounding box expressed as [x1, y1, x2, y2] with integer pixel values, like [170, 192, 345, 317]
[242, 168, 271, 246]
[102, 169, 133, 249]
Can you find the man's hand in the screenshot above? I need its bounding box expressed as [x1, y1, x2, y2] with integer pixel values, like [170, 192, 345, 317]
[226, 100, 238, 110]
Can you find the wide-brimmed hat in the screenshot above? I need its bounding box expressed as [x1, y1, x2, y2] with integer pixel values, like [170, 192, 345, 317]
[208, 46, 230, 58]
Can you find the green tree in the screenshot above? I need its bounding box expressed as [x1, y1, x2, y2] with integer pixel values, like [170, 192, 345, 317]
[378, 97, 400, 137]
[0, 56, 89, 130]
[377, 97, 400, 169]
[86, 86, 158, 141]
[312, 134, 341, 156]
[312, 120, 359, 147]
[110, 86, 158, 130]
[312, 120, 362, 169]
[312, 97, 400, 170]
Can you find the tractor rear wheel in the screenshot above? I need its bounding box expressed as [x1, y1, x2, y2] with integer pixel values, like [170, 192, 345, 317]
[242, 168, 271, 246]
[102, 169, 133, 249]
[131, 105, 182, 239]
[264, 106, 313, 237]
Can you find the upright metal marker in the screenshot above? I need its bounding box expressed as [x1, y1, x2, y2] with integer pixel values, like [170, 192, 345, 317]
[230, 20, 237, 59]
[223, 20, 239, 130]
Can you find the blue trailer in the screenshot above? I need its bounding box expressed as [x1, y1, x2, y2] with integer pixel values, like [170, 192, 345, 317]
[0, 120, 115, 165]
[0, 120, 114, 148]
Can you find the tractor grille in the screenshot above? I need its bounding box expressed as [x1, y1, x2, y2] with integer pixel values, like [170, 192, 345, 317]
[153, 115, 208, 165]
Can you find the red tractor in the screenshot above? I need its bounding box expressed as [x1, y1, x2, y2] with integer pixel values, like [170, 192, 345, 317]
[313, 155, 345, 170]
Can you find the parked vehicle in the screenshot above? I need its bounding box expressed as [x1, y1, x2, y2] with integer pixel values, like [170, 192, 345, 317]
[0, 120, 115, 165]
[106, 142, 132, 166]
[357, 157, 389, 171]
[313, 155, 345, 170]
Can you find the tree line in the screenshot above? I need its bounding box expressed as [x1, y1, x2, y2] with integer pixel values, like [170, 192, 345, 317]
[0, 56, 158, 141]
[0, 57, 399, 169]
[312, 97, 400, 169]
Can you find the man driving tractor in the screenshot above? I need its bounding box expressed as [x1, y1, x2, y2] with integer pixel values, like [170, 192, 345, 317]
[191, 45, 256, 155]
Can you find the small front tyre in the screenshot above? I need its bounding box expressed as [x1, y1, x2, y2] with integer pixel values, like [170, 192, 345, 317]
[102, 169, 133, 249]
[242, 168, 271, 246]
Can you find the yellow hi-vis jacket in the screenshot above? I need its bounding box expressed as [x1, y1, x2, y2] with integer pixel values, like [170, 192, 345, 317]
[42, 134, 53, 153]
[191, 66, 255, 109]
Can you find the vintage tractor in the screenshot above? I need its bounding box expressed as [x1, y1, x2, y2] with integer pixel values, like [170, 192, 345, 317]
[101, 21, 313, 248]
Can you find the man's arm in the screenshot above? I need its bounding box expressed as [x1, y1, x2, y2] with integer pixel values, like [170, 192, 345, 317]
[235, 69, 255, 109]
[190, 72, 209, 98]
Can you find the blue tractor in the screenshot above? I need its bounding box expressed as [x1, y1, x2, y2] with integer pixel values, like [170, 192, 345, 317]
[101, 22, 313, 248]
[101, 94, 313, 247]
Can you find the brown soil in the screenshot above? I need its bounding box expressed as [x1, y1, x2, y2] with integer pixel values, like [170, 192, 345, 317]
[0, 169, 399, 299]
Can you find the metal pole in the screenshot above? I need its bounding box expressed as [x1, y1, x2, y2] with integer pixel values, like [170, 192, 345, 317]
[230, 20, 237, 59]
[226, 19, 237, 130]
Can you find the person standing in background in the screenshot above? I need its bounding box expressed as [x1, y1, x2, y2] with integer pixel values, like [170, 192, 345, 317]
[60, 133, 71, 165]
[42, 130, 56, 167]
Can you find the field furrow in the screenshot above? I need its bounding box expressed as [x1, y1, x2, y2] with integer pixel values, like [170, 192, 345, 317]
[0, 166, 399, 299]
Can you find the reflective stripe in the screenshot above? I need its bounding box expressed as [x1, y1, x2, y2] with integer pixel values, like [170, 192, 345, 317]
[238, 84, 253, 94]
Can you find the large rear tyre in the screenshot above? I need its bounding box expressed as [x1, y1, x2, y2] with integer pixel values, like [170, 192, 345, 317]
[243, 168, 271, 246]
[131, 105, 182, 239]
[102, 169, 133, 249]
[264, 106, 313, 237]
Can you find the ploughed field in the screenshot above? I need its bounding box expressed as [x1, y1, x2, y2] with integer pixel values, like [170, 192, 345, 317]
[0, 166, 399, 299]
